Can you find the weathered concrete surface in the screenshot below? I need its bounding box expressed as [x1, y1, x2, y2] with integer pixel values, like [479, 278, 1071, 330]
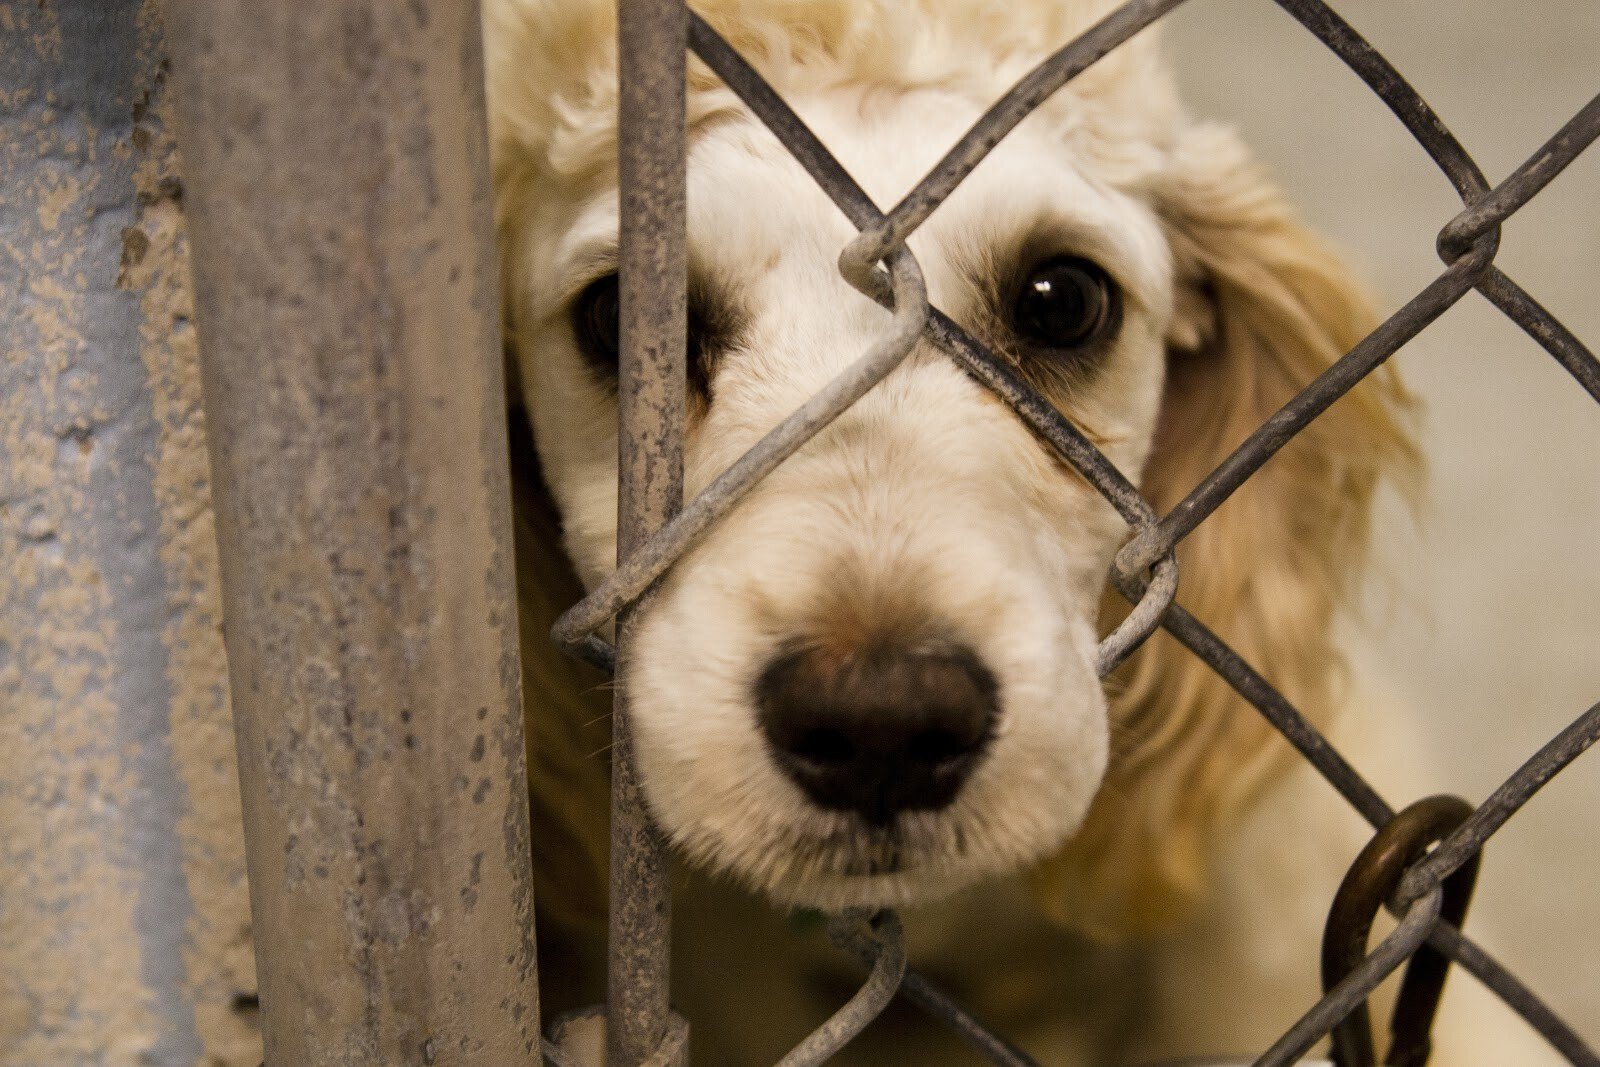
[162, 3, 539, 1063]
[0, 1, 260, 1064]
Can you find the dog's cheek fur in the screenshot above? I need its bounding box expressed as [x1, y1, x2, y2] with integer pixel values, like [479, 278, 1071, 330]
[488, 0, 1416, 947]
[623, 486, 1115, 910]
[596, 347, 1134, 909]
[1030, 123, 1420, 940]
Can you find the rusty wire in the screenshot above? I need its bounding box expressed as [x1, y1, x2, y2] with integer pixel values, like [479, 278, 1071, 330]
[608, 0, 690, 1060]
[550, 0, 1600, 1062]
[1319, 796, 1480, 1067]
[777, 913, 909, 1067]
[1261, 886, 1446, 1067]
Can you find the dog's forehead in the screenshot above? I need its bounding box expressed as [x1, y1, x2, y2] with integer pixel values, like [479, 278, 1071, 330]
[684, 88, 1169, 307]
[692, 85, 1090, 222]
[525, 80, 1169, 321]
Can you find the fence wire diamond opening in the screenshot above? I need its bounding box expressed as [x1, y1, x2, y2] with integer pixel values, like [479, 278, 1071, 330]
[546, 1, 1600, 1063]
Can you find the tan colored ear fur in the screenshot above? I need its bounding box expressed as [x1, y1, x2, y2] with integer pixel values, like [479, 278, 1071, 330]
[1030, 124, 1420, 940]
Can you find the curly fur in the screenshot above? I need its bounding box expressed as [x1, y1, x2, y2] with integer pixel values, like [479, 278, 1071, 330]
[487, 2, 1547, 1061]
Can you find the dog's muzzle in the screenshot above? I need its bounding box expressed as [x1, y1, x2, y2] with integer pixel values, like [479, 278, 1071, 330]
[754, 640, 1000, 826]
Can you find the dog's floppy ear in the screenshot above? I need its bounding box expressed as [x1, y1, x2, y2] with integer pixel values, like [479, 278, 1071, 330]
[1031, 123, 1420, 939]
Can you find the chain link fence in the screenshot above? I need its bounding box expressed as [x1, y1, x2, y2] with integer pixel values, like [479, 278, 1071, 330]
[7, 0, 1591, 1061]
[544, 0, 1600, 1063]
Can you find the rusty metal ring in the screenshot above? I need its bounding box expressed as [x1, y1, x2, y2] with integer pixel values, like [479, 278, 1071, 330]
[1321, 795, 1481, 1067]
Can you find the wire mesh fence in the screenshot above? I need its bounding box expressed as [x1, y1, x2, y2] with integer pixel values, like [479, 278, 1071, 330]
[547, 0, 1600, 1063]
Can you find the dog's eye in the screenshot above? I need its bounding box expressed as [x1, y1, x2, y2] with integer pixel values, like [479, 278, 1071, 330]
[572, 273, 622, 373]
[1010, 256, 1119, 354]
[569, 272, 720, 396]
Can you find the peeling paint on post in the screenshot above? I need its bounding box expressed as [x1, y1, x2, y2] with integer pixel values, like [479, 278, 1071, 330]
[161, 3, 540, 1064]
[0, 2, 260, 1063]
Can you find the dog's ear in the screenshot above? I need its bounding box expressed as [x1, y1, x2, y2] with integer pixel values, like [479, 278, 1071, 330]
[1031, 124, 1420, 940]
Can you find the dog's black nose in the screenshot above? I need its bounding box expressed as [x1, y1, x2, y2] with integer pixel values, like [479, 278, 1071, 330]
[755, 642, 999, 825]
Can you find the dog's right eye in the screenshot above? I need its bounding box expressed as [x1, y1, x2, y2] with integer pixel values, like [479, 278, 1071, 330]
[1008, 255, 1121, 360]
[569, 272, 725, 398]
[571, 273, 622, 374]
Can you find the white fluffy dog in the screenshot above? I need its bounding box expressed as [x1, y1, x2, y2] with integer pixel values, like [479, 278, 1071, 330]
[486, 1, 1550, 1061]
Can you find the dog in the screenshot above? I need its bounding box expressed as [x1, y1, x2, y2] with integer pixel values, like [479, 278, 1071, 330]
[485, 1, 1554, 1061]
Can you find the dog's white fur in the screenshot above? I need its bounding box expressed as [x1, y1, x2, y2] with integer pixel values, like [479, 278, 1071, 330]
[496, 0, 1187, 911]
[488, 1, 1552, 1060]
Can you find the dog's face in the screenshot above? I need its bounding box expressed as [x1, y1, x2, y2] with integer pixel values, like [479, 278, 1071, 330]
[507, 82, 1178, 909]
[496, 0, 1413, 933]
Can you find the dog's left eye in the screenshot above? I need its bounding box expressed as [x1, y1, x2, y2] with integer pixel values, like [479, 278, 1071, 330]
[1009, 256, 1120, 354]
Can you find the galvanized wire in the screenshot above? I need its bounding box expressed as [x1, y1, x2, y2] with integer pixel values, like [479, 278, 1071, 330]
[776, 914, 908, 1067]
[565, 0, 1600, 1063]
[827, 917, 1044, 1067]
[836, 0, 1194, 287]
[550, 249, 928, 660]
[1396, 702, 1600, 910]
[1256, 889, 1444, 1067]
[895, 970, 1044, 1067]
[1437, 91, 1600, 259]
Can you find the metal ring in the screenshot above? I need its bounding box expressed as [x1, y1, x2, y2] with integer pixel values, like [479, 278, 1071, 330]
[1321, 795, 1480, 1067]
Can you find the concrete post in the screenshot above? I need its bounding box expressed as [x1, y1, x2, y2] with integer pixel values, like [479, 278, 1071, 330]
[0, 2, 260, 1063]
[161, 3, 540, 1063]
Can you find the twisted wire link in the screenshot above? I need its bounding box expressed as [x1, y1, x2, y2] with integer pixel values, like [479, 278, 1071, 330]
[836, 0, 1194, 286]
[775, 913, 908, 1067]
[690, 14, 1158, 527]
[1319, 797, 1480, 1067]
[1438, 91, 1600, 258]
[1114, 237, 1497, 576]
[1121, 10, 1600, 580]
[570, 0, 1600, 1062]
[1099, 554, 1180, 677]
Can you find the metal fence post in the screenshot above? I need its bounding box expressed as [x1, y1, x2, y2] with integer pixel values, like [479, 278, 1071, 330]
[161, 4, 540, 1062]
[609, 1, 690, 1063]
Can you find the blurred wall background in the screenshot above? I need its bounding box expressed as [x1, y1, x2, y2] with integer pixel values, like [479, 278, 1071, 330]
[1165, 0, 1600, 1053]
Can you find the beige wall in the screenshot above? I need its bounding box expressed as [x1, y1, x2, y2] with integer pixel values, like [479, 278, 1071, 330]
[1165, 0, 1600, 1053]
